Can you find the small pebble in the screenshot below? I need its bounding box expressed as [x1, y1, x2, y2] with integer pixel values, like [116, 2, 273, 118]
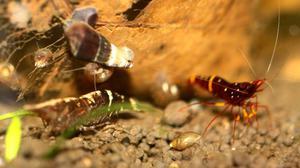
[83, 141, 100, 150]
[130, 126, 142, 136]
[103, 143, 126, 154]
[241, 137, 251, 146]
[81, 157, 92, 168]
[169, 162, 180, 168]
[283, 136, 294, 147]
[256, 136, 265, 145]
[266, 158, 279, 168]
[156, 139, 169, 148]
[55, 149, 86, 165]
[258, 128, 268, 136]
[269, 129, 280, 141]
[110, 154, 121, 163]
[136, 148, 145, 159]
[230, 141, 242, 151]
[232, 151, 250, 167]
[168, 150, 182, 160]
[125, 145, 144, 160]
[139, 142, 150, 152]
[142, 153, 148, 162]
[146, 133, 156, 145]
[190, 156, 202, 168]
[142, 162, 153, 168]
[181, 148, 193, 160]
[250, 155, 267, 168]
[152, 160, 165, 168]
[206, 153, 231, 168]
[142, 128, 149, 137]
[219, 144, 230, 152]
[116, 162, 128, 168]
[129, 133, 143, 144]
[255, 144, 262, 150]
[153, 127, 168, 139]
[167, 131, 176, 141]
[121, 136, 130, 145]
[163, 101, 191, 127]
[20, 137, 49, 157]
[134, 159, 142, 167]
[149, 148, 160, 156]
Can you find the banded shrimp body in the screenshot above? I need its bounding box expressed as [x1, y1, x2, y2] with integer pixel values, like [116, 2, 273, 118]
[187, 1, 283, 142]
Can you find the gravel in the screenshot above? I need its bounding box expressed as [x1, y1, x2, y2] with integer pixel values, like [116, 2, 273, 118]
[4, 91, 300, 168]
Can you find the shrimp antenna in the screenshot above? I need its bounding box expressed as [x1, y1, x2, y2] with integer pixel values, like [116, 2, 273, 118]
[238, 48, 257, 78]
[62, 67, 86, 73]
[35, 40, 40, 49]
[53, 14, 68, 26]
[266, 0, 281, 74]
[265, 80, 274, 94]
[93, 74, 98, 91]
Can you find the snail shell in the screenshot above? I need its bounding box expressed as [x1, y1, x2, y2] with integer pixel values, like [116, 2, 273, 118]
[70, 7, 98, 27]
[65, 22, 134, 68]
[170, 132, 201, 150]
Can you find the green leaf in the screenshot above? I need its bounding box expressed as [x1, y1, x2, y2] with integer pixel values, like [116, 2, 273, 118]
[0, 109, 35, 121]
[129, 98, 162, 113]
[4, 117, 22, 162]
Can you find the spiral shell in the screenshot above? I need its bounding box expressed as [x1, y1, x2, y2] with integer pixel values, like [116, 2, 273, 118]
[170, 132, 201, 150]
[65, 22, 134, 68]
[70, 7, 98, 27]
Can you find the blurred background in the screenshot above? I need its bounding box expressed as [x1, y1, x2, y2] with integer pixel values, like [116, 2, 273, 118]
[0, 0, 299, 111]
[0, 0, 300, 167]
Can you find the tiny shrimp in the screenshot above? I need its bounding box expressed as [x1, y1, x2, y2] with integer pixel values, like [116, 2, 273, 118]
[188, 2, 281, 140]
[188, 75, 269, 139]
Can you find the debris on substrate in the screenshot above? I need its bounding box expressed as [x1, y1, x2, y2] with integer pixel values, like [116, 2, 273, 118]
[0, 87, 299, 168]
